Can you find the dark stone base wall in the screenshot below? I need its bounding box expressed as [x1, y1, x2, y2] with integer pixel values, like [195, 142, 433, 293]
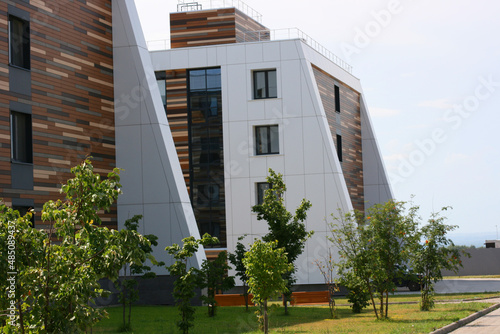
[95, 275, 202, 307]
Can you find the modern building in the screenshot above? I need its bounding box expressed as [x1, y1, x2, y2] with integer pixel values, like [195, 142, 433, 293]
[1, 0, 116, 230]
[2, 0, 392, 289]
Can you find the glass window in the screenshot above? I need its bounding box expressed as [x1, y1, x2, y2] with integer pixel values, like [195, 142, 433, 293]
[255, 125, 279, 155]
[256, 182, 270, 205]
[335, 85, 340, 113]
[189, 70, 207, 91]
[336, 134, 342, 162]
[11, 111, 32, 163]
[253, 70, 277, 99]
[9, 16, 30, 69]
[206, 68, 221, 90]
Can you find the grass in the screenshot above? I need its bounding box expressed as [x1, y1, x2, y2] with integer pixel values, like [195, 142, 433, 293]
[92, 293, 497, 334]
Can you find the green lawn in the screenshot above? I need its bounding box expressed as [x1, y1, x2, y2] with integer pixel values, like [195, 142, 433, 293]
[92, 294, 497, 334]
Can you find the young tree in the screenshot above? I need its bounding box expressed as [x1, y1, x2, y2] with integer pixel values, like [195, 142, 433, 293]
[199, 251, 235, 317]
[117, 215, 164, 332]
[252, 169, 312, 314]
[243, 240, 293, 334]
[228, 236, 250, 311]
[330, 200, 420, 319]
[0, 159, 150, 332]
[314, 249, 340, 318]
[363, 200, 419, 319]
[410, 208, 467, 311]
[166, 234, 218, 334]
[329, 209, 378, 317]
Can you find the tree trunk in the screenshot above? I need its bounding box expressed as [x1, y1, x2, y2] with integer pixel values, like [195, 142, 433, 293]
[17, 301, 25, 334]
[365, 279, 379, 319]
[122, 280, 126, 328]
[283, 293, 288, 315]
[243, 284, 249, 312]
[263, 299, 269, 334]
[385, 291, 389, 318]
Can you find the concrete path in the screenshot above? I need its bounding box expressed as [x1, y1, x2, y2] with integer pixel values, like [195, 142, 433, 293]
[434, 298, 500, 334]
[449, 305, 500, 333]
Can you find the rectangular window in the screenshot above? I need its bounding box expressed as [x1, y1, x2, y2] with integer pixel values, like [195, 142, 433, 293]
[11, 111, 33, 164]
[13, 206, 34, 227]
[336, 134, 342, 162]
[256, 182, 271, 205]
[255, 125, 279, 155]
[334, 85, 340, 112]
[9, 15, 30, 69]
[253, 69, 277, 99]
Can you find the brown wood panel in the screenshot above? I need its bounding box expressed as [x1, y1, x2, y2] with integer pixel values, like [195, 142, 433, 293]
[0, 0, 116, 229]
[163, 69, 190, 190]
[312, 64, 364, 212]
[170, 7, 269, 48]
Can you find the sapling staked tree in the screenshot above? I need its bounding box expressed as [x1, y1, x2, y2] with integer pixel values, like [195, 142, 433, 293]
[199, 251, 235, 317]
[243, 240, 293, 334]
[252, 169, 312, 315]
[228, 235, 250, 311]
[410, 207, 468, 311]
[166, 234, 218, 334]
[117, 215, 164, 332]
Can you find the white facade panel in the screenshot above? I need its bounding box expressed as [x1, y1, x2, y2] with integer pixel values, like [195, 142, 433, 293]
[226, 44, 246, 65]
[188, 47, 208, 68]
[226, 64, 249, 122]
[245, 43, 264, 63]
[139, 28, 392, 285]
[262, 41, 281, 62]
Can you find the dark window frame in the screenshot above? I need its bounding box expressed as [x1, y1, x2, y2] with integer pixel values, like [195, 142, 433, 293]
[334, 85, 340, 113]
[336, 134, 343, 162]
[11, 111, 33, 164]
[255, 125, 279, 155]
[8, 15, 30, 70]
[253, 69, 277, 99]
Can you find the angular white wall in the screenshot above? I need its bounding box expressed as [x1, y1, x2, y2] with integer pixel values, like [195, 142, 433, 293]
[112, 0, 205, 273]
[148, 38, 393, 284]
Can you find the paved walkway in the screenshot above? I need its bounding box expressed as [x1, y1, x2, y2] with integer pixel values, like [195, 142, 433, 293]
[448, 298, 500, 333]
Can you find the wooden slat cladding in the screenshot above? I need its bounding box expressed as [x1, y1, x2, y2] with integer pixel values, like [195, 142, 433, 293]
[311, 65, 364, 212]
[170, 8, 269, 48]
[163, 69, 190, 191]
[0, 0, 116, 228]
[235, 9, 269, 43]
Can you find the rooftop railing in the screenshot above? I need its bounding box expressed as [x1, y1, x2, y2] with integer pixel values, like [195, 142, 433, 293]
[147, 28, 353, 74]
[147, 39, 171, 51]
[241, 28, 352, 74]
[177, 0, 262, 23]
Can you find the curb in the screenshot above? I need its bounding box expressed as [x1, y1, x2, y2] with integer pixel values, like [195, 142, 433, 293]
[429, 302, 500, 334]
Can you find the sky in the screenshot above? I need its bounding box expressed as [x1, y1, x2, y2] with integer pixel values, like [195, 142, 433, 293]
[134, 0, 500, 247]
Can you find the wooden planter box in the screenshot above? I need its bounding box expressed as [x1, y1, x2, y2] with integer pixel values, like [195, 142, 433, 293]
[290, 291, 330, 305]
[214, 294, 254, 306]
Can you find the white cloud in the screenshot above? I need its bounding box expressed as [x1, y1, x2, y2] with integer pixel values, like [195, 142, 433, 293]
[418, 99, 452, 110]
[370, 107, 400, 117]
